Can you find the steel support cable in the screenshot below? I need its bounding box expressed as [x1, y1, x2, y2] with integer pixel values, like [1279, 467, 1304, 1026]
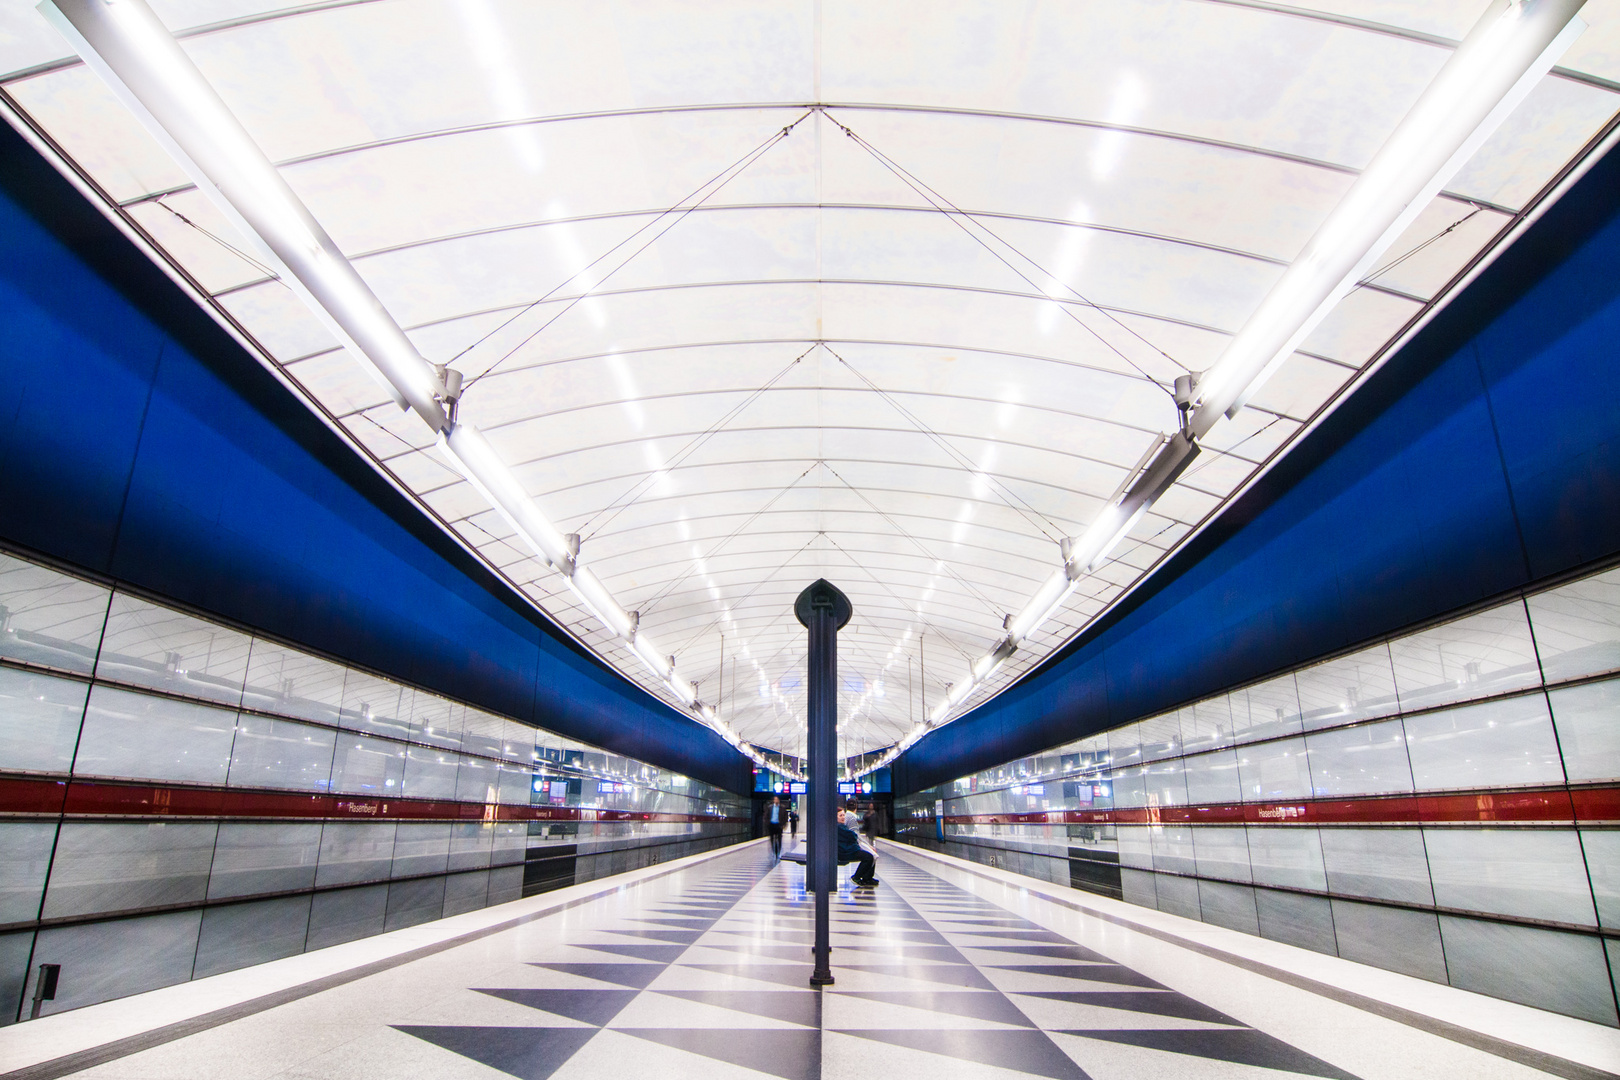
[821, 343, 1067, 544]
[819, 531, 976, 665]
[818, 460, 1006, 622]
[460, 112, 814, 391]
[634, 462, 821, 619]
[669, 531, 823, 663]
[575, 347, 814, 541]
[152, 197, 282, 282]
[1175, 413, 1286, 485]
[822, 110, 1187, 394]
[1350, 203, 1488, 296]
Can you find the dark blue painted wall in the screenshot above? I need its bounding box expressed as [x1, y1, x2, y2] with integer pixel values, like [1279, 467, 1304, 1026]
[0, 122, 749, 794]
[895, 136, 1620, 795]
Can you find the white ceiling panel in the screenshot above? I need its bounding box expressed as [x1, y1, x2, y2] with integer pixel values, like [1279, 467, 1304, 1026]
[6, 0, 1614, 759]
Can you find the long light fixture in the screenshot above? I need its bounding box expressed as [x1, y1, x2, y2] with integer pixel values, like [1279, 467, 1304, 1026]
[1191, 0, 1587, 428]
[859, 0, 1585, 777]
[39, 0, 774, 767]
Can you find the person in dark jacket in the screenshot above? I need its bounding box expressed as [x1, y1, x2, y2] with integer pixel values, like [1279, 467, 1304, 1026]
[836, 808, 878, 887]
[766, 796, 784, 857]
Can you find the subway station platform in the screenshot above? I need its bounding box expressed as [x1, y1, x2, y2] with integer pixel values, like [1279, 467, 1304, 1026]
[1, 840, 1613, 1080]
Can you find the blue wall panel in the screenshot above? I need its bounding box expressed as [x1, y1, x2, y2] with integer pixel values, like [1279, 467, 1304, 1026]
[895, 140, 1620, 795]
[0, 124, 747, 793]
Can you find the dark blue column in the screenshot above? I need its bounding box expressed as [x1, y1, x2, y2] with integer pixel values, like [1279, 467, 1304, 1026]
[796, 579, 851, 986]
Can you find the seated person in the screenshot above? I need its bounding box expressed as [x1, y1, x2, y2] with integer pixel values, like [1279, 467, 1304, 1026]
[836, 808, 878, 887]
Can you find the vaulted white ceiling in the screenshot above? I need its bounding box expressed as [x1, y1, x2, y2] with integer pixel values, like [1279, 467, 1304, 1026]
[4, 0, 1617, 760]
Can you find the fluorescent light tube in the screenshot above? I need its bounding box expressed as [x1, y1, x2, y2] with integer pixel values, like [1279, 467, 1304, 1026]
[1004, 567, 1077, 646]
[41, 0, 448, 430]
[439, 424, 575, 571]
[1192, 0, 1586, 430]
[569, 566, 635, 640]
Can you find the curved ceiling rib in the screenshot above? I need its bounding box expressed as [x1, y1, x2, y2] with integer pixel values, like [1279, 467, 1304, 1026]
[10, 0, 1616, 764]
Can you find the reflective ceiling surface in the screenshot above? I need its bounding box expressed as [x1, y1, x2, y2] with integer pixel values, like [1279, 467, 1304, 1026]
[3, 0, 1617, 759]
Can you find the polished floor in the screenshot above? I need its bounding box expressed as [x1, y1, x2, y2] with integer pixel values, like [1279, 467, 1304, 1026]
[4, 839, 1616, 1080]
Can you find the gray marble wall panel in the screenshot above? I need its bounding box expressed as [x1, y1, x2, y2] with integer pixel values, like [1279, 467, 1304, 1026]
[1319, 828, 1434, 905]
[1153, 873, 1202, 920]
[1230, 675, 1302, 745]
[0, 667, 87, 774]
[1295, 645, 1399, 730]
[1115, 826, 1153, 870]
[401, 746, 460, 800]
[206, 823, 322, 900]
[328, 734, 405, 796]
[227, 715, 336, 792]
[1389, 604, 1540, 712]
[491, 823, 526, 866]
[390, 824, 451, 878]
[1548, 681, 1620, 782]
[1402, 694, 1564, 792]
[1582, 830, 1620, 928]
[1183, 749, 1243, 804]
[1150, 827, 1197, 875]
[314, 823, 397, 887]
[447, 822, 494, 872]
[95, 594, 249, 708]
[1303, 720, 1413, 797]
[74, 687, 236, 786]
[0, 822, 55, 925]
[29, 909, 202, 1015]
[1438, 916, 1618, 1026]
[0, 554, 108, 675]
[1245, 827, 1327, 891]
[385, 876, 445, 931]
[443, 870, 490, 917]
[239, 641, 345, 727]
[1197, 880, 1259, 935]
[43, 822, 218, 919]
[1191, 826, 1252, 883]
[1423, 828, 1596, 926]
[1329, 900, 1447, 983]
[1526, 568, 1620, 684]
[306, 884, 388, 949]
[193, 896, 313, 978]
[1254, 889, 1338, 955]
[0, 931, 32, 1027]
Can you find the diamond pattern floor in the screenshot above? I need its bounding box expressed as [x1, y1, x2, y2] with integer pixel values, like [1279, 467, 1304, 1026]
[389, 846, 1363, 1080]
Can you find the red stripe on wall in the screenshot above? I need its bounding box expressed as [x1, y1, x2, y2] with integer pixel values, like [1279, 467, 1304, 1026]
[0, 775, 745, 824]
[942, 784, 1618, 827]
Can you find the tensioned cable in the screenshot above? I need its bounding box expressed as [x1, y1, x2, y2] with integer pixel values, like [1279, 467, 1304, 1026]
[818, 461, 1006, 622]
[822, 343, 1067, 544]
[1352, 203, 1487, 295]
[460, 111, 813, 391]
[823, 109, 1186, 395]
[153, 197, 282, 283]
[576, 347, 813, 542]
[671, 532, 822, 663]
[635, 462, 821, 619]
[1176, 413, 1286, 484]
[820, 529, 978, 666]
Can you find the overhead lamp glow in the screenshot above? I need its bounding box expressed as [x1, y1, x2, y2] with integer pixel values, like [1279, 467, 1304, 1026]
[39, 0, 449, 430]
[440, 424, 575, 572]
[916, 0, 1578, 746]
[37, 0, 735, 751]
[1191, 0, 1586, 429]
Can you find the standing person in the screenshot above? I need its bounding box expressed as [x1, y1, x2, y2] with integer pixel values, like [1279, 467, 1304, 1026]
[837, 808, 878, 887]
[767, 796, 784, 857]
[788, 804, 799, 840]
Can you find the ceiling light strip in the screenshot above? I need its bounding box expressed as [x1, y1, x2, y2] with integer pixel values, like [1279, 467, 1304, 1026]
[861, 0, 1586, 777]
[40, 0, 765, 766]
